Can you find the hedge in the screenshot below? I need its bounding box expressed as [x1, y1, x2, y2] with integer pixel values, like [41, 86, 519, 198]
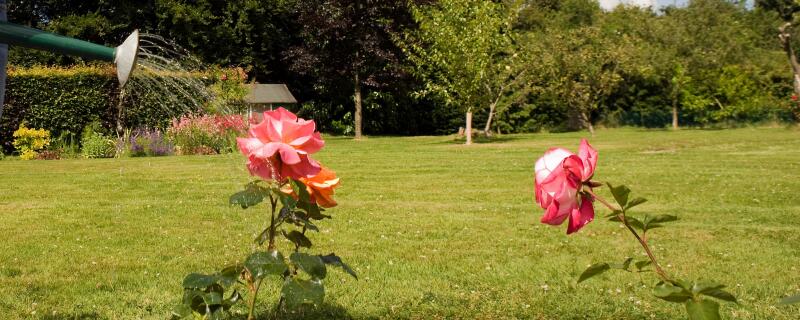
[0, 66, 211, 153]
[0, 66, 117, 152]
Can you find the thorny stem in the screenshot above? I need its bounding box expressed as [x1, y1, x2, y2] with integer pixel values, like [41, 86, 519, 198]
[583, 188, 671, 282]
[246, 273, 262, 320]
[267, 192, 278, 251]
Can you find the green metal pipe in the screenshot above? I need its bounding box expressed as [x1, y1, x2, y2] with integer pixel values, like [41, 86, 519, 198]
[0, 21, 139, 87]
[0, 21, 114, 61]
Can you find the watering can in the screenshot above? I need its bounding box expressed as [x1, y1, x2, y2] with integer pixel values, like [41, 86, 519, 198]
[0, 21, 140, 87]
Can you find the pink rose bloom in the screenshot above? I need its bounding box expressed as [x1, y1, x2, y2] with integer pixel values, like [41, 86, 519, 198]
[237, 107, 324, 181]
[534, 139, 598, 234]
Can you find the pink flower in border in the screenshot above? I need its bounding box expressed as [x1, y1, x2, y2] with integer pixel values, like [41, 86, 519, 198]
[534, 139, 598, 234]
[237, 107, 324, 181]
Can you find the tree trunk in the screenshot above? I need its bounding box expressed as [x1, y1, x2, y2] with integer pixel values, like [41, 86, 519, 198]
[779, 22, 800, 95]
[581, 111, 594, 136]
[354, 73, 362, 140]
[671, 90, 679, 130]
[484, 101, 497, 137]
[0, 0, 7, 123]
[465, 109, 473, 145]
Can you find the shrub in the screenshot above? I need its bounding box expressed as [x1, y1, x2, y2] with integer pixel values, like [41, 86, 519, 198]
[35, 150, 61, 160]
[81, 124, 115, 159]
[51, 133, 81, 159]
[1, 66, 116, 153]
[168, 114, 247, 155]
[12, 123, 51, 160]
[0, 66, 229, 153]
[128, 128, 173, 157]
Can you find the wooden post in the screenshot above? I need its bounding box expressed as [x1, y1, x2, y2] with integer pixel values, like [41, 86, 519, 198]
[465, 108, 473, 145]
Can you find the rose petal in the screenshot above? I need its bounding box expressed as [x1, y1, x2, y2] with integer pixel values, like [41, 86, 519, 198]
[578, 139, 598, 181]
[567, 195, 595, 234]
[534, 148, 574, 183]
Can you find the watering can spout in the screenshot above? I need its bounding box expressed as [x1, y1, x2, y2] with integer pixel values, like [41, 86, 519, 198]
[0, 21, 139, 87]
[114, 30, 139, 87]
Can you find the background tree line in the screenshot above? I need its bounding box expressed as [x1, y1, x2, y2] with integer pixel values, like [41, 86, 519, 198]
[4, 0, 800, 138]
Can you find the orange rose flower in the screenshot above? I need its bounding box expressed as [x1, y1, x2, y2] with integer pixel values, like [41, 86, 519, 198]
[300, 166, 340, 208]
[281, 166, 341, 208]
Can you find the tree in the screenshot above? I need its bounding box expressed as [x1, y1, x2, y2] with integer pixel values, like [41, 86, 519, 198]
[401, 0, 523, 144]
[532, 21, 640, 134]
[286, 0, 421, 140]
[758, 0, 800, 97]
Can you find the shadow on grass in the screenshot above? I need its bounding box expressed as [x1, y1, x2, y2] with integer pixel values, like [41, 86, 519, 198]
[40, 312, 103, 320]
[233, 302, 365, 320]
[431, 134, 526, 145]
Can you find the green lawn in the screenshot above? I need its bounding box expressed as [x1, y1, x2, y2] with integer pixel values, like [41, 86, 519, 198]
[1, 127, 799, 319]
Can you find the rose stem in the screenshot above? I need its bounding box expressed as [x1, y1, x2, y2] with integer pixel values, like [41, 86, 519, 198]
[267, 192, 278, 251]
[584, 188, 671, 282]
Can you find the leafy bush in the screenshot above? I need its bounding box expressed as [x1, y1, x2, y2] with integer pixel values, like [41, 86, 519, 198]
[206, 67, 249, 114]
[35, 150, 62, 160]
[81, 124, 115, 159]
[12, 123, 51, 160]
[168, 114, 247, 155]
[128, 128, 173, 157]
[0, 66, 116, 153]
[0, 66, 228, 153]
[49, 133, 81, 159]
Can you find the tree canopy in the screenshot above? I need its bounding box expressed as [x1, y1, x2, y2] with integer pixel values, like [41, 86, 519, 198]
[3, 0, 798, 135]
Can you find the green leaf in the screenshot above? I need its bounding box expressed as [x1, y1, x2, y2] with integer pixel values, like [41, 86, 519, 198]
[182, 289, 205, 307]
[703, 289, 737, 303]
[685, 299, 721, 320]
[779, 294, 800, 305]
[282, 278, 325, 308]
[609, 215, 644, 231]
[207, 307, 225, 320]
[690, 280, 726, 295]
[254, 228, 270, 246]
[654, 281, 693, 303]
[279, 209, 320, 232]
[303, 220, 320, 232]
[290, 179, 329, 220]
[229, 183, 269, 209]
[298, 200, 326, 220]
[279, 191, 297, 209]
[643, 214, 678, 231]
[222, 290, 241, 310]
[182, 273, 216, 290]
[607, 183, 631, 207]
[609, 257, 634, 271]
[604, 209, 623, 218]
[217, 264, 243, 289]
[634, 260, 652, 271]
[170, 304, 193, 319]
[291, 179, 313, 204]
[577, 263, 610, 283]
[284, 230, 313, 248]
[291, 252, 327, 280]
[627, 217, 645, 231]
[646, 214, 679, 224]
[245, 251, 288, 279]
[625, 197, 647, 210]
[319, 253, 358, 280]
[203, 291, 223, 306]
